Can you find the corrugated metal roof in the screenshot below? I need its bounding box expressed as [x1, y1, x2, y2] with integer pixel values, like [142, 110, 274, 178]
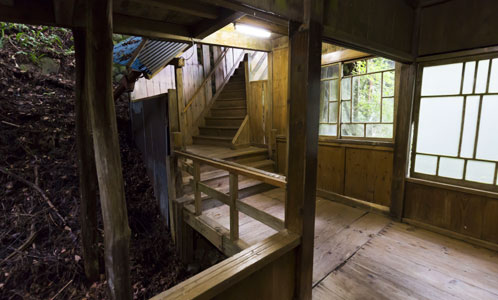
[113, 37, 190, 79]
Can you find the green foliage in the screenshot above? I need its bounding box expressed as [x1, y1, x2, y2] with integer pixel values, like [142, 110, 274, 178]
[0, 22, 74, 63]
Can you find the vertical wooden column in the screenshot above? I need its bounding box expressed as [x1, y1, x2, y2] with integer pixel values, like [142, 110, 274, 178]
[86, 1, 131, 299]
[229, 173, 239, 241]
[174, 61, 187, 148]
[73, 29, 99, 282]
[390, 63, 417, 220]
[285, 1, 323, 298]
[193, 161, 201, 215]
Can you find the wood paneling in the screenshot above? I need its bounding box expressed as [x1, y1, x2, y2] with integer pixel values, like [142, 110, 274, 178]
[317, 145, 345, 194]
[405, 181, 498, 244]
[418, 0, 498, 56]
[344, 148, 392, 207]
[271, 47, 289, 136]
[277, 138, 393, 207]
[248, 81, 267, 144]
[323, 0, 415, 62]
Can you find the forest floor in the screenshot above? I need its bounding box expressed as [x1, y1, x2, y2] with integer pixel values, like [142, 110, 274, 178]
[0, 26, 194, 299]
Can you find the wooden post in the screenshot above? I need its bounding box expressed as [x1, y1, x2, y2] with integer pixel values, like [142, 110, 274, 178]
[229, 173, 239, 241]
[73, 28, 99, 282]
[86, 0, 131, 299]
[390, 63, 417, 220]
[174, 60, 187, 148]
[193, 161, 201, 215]
[285, 1, 323, 298]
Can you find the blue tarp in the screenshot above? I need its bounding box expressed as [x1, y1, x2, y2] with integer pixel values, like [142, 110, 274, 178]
[113, 36, 150, 74]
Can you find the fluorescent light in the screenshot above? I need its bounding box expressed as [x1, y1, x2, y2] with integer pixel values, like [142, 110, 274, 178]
[235, 23, 271, 38]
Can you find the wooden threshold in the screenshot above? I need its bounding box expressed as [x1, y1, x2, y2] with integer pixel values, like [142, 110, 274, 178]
[317, 189, 390, 216]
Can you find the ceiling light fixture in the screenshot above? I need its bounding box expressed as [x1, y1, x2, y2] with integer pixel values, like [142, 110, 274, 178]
[235, 23, 271, 38]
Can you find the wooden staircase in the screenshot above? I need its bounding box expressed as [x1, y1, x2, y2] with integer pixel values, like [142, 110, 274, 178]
[194, 62, 247, 147]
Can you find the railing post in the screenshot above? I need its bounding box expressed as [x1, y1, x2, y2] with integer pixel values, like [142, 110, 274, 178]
[229, 172, 239, 241]
[194, 161, 201, 216]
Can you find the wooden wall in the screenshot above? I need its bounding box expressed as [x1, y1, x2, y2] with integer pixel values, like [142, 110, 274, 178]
[271, 38, 289, 136]
[277, 138, 394, 207]
[131, 66, 175, 100]
[323, 0, 415, 62]
[404, 181, 498, 245]
[418, 0, 498, 56]
[248, 80, 268, 145]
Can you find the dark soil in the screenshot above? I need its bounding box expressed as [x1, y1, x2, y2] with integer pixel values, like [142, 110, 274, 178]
[0, 28, 188, 299]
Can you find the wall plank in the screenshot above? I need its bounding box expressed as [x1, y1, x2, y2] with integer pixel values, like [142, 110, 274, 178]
[272, 47, 289, 136]
[248, 81, 267, 145]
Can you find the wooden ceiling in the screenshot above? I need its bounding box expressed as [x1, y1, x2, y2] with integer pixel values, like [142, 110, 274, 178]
[0, 0, 288, 42]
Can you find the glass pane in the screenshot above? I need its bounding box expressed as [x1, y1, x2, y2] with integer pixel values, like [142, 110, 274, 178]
[352, 73, 381, 123]
[416, 97, 463, 156]
[475, 59, 490, 93]
[368, 57, 395, 73]
[330, 79, 339, 101]
[366, 124, 393, 138]
[438, 157, 464, 179]
[476, 95, 498, 161]
[321, 67, 327, 79]
[341, 101, 351, 123]
[460, 96, 480, 158]
[462, 61, 476, 94]
[341, 124, 364, 137]
[341, 77, 351, 100]
[319, 82, 328, 123]
[489, 58, 498, 93]
[343, 60, 367, 77]
[414, 154, 437, 175]
[421, 63, 462, 96]
[382, 98, 394, 123]
[328, 102, 338, 123]
[465, 160, 495, 184]
[319, 124, 337, 136]
[383, 71, 395, 97]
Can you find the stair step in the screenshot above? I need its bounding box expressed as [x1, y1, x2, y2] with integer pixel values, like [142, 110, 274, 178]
[214, 99, 246, 108]
[193, 135, 233, 146]
[205, 116, 245, 126]
[246, 160, 275, 172]
[199, 126, 238, 137]
[211, 107, 246, 117]
[216, 97, 246, 101]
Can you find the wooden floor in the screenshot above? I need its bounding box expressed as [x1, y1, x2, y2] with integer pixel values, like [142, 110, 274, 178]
[186, 144, 268, 161]
[200, 188, 498, 300]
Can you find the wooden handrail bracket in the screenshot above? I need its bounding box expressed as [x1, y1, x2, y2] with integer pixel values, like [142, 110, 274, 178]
[151, 230, 300, 300]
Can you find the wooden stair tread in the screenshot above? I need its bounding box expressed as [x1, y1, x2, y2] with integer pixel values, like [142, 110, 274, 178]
[205, 116, 245, 120]
[199, 125, 239, 130]
[211, 106, 247, 110]
[194, 135, 233, 141]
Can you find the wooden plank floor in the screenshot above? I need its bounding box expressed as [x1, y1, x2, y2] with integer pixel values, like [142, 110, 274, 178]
[200, 188, 498, 300]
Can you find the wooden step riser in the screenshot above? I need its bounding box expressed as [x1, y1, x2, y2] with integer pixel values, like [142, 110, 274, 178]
[205, 118, 244, 126]
[232, 154, 268, 164]
[193, 136, 232, 147]
[219, 92, 246, 99]
[210, 109, 246, 117]
[224, 83, 246, 90]
[214, 100, 246, 108]
[199, 127, 238, 137]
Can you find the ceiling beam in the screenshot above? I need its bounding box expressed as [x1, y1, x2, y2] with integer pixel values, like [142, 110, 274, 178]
[113, 13, 192, 39]
[198, 0, 289, 26]
[236, 16, 287, 36]
[53, 0, 76, 25]
[133, 0, 220, 20]
[192, 9, 245, 39]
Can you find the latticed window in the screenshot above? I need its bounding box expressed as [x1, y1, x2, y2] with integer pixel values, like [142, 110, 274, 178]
[411, 55, 498, 189]
[319, 57, 396, 139]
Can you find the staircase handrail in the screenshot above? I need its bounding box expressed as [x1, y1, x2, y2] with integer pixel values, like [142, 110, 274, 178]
[183, 47, 230, 113]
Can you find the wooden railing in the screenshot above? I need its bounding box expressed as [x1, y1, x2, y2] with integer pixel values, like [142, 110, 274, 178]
[175, 150, 287, 242]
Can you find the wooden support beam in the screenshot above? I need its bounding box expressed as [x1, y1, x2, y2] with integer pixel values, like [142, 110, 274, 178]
[53, 0, 76, 25]
[137, 0, 219, 19]
[285, 0, 323, 298]
[85, 1, 131, 299]
[229, 173, 239, 241]
[192, 9, 245, 39]
[73, 28, 99, 283]
[193, 162, 202, 216]
[390, 63, 417, 220]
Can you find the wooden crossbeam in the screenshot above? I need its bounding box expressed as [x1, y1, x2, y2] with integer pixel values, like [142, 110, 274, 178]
[136, 0, 219, 19]
[192, 9, 245, 39]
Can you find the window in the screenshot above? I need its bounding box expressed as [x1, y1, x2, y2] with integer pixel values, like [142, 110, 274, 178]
[411, 57, 498, 188]
[319, 57, 396, 139]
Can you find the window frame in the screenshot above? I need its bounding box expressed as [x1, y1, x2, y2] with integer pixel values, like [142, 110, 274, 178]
[410, 53, 498, 192]
[319, 56, 398, 142]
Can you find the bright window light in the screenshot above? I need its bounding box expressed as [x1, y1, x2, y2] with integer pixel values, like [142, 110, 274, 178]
[235, 23, 271, 38]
